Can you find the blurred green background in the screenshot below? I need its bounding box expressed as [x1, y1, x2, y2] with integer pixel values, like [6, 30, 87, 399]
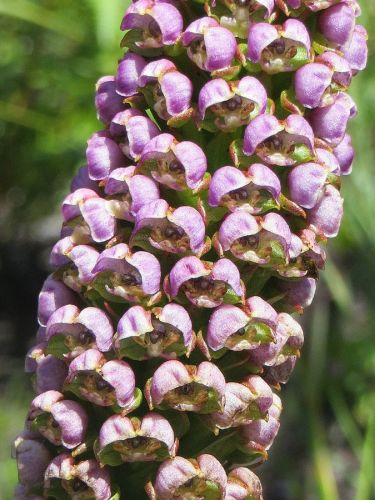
[0, 1, 374, 499]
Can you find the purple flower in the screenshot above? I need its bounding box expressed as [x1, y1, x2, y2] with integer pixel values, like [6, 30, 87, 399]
[37, 275, 78, 327]
[207, 296, 278, 351]
[309, 92, 357, 146]
[333, 133, 354, 175]
[146, 360, 226, 413]
[208, 164, 281, 214]
[66, 348, 140, 410]
[109, 109, 160, 161]
[342, 24, 368, 74]
[116, 52, 147, 97]
[116, 304, 194, 359]
[243, 114, 315, 166]
[27, 390, 88, 449]
[131, 199, 206, 255]
[317, 2, 356, 46]
[139, 133, 207, 191]
[315, 146, 341, 175]
[294, 53, 352, 109]
[217, 211, 292, 266]
[92, 243, 161, 304]
[44, 454, 112, 500]
[276, 276, 317, 313]
[13, 431, 52, 488]
[165, 256, 244, 308]
[121, 0, 183, 49]
[32, 354, 68, 395]
[210, 375, 274, 430]
[182, 17, 237, 72]
[45, 305, 113, 358]
[238, 393, 282, 462]
[50, 240, 99, 292]
[288, 161, 336, 209]
[95, 76, 127, 125]
[104, 166, 160, 222]
[277, 229, 326, 278]
[248, 19, 311, 74]
[86, 130, 127, 182]
[62, 189, 116, 243]
[226, 467, 263, 500]
[98, 412, 177, 464]
[308, 184, 343, 238]
[199, 77, 267, 132]
[147, 454, 227, 500]
[138, 59, 193, 123]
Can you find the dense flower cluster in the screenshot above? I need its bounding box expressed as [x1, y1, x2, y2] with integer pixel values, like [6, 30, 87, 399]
[14, 0, 367, 498]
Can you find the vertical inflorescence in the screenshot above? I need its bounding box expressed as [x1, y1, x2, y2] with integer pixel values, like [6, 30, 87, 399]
[14, 0, 367, 498]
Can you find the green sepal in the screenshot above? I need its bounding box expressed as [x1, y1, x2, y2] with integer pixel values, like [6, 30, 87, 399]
[288, 45, 310, 71]
[222, 287, 244, 305]
[238, 43, 262, 74]
[45, 334, 70, 359]
[30, 412, 50, 432]
[229, 139, 254, 169]
[162, 410, 190, 438]
[280, 88, 305, 115]
[110, 485, 121, 500]
[251, 322, 275, 344]
[202, 481, 222, 500]
[199, 388, 223, 414]
[164, 40, 185, 57]
[291, 144, 315, 164]
[118, 337, 149, 361]
[120, 30, 163, 57]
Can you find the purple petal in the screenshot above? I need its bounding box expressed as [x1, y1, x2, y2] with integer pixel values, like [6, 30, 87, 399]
[308, 185, 343, 238]
[318, 2, 355, 45]
[333, 133, 354, 175]
[294, 63, 333, 108]
[138, 59, 176, 87]
[38, 276, 78, 327]
[95, 76, 126, 125]
[243, 114, 283, 156]
[35, 356, 68, 394]
[51, 400, 88, 449]
[199, 79, 232, 118]
[116, 53, 146, 97]
[218, 212, 260, 251]
[86, 132, 127, 181]
[207, 304, 249, 351]
[117, 305, 153, 341]
[101, 360, 136, 408]
[247, 22, 279, 63]
[342, 24, 368, 73]
[288, 162, 328, 208]
[168, 256, 208, 298]
[204, 26, 237, 71]
[160, 71, 193, 116]
[80, 197, 116, 243]
[211, 258, 243, 296]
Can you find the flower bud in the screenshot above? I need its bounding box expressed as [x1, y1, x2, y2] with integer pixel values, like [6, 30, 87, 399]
[248, 19, 311, 74]
[243, 114, 315, 166]
[44, 454, 112, 500]
[95, 76, 127, 125]
[66, 348, 140, 410]
[13, 431, 52, 488]
[183, 17, 237, 72]
[225, 467, 263, 500]
[92, 243, 161, 304]
[45, 305, 113, 358]
[208, 164, 280, 215]
[199, 77, 267, 132]
[139, 133, 207, 191]
[166, 256, 244, 308]
[98, 412, 177, 464]
[27, 390, 88, 449]
[148, 454, 227, 499]
[116, 304, 194, 359]
[147, 360, 226, 413]
[207, 297, 277, 351]
[218, 211, 292, 267]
